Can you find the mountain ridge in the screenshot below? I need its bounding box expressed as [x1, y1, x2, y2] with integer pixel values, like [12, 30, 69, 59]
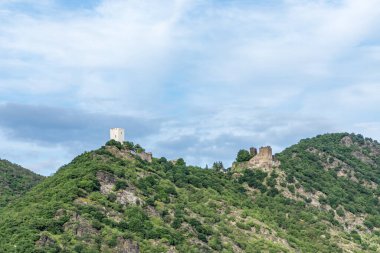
[0, 133, 379, 252]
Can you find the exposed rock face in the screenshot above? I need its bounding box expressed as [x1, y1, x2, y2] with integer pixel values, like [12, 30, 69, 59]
[117, 189, 142, 205]
[36, 234, 56, 248]
[97, 171, 142, 206]
[130, 150, 152, 162]
[115, 237, 139, 253]
[341, 136, 353, 147]
[64, 213, 99, 238]
[106, 146, 133, 159]
[101, 237, 140, 253]
[137, 152, 152, 163]
[352, 151, 375, 165]
[97, 171, 116, 195]
[105, 146, 152, 163]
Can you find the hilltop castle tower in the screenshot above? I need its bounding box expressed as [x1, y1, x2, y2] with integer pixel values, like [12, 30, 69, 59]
[249, 146, 273, 168]
[110, 128, 125, 143]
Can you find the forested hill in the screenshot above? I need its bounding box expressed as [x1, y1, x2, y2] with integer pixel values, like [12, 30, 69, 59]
[0, 134, 379, 252]
[0, 159, 44, 208]
[277, 133, 380, 216]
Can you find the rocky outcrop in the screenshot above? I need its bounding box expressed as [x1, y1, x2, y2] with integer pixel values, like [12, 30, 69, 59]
[97, 171, 116, 195]
[101, 237, 139, 253]
[97, 171, 143, 206]
[35, 234, 56, 248]
[105, 146, 152, 163]
[117, 189, 142, 205]
[64, 213, 99, 238]
[352, 151, 375, 165]
[341, 136, 353, 147]
[105, 146, 134, 160]
[115, 237, 140, 253]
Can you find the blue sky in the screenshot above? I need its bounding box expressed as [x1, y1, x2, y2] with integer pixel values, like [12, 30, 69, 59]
[1, 0, 380, 176]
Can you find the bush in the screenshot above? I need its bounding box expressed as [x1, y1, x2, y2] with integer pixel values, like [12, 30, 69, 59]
[106, 139, 123, 149]
[107, 193, 117, 202]
[236, 150, 252, 162]
[176, 158, 186, 166]
[236, 222, 251, 230]
[123, 141, 134, 150]
[288, 185, 295, 194]
[336, 207, 345, 217]
[115, 180, 128, 191]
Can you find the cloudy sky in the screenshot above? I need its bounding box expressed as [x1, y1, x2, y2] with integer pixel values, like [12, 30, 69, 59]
[1, 0, 380, 175]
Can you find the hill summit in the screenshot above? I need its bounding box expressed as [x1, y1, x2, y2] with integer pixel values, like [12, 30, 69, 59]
[0, 133, 379, 252]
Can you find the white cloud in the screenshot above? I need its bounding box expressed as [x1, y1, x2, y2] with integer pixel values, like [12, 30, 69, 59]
[335, 83, 380, 108]
[0, 0, 380, 173]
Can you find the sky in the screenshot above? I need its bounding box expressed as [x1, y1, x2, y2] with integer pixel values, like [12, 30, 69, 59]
[1, 0, 380, 176]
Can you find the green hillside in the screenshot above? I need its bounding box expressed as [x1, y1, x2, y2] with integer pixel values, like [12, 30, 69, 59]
[0, 134, 379, 252]
[0, 159, 44, 208]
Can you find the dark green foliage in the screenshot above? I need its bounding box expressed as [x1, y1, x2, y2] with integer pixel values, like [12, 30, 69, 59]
[107, 193, 117, 202]
[123, 141, 134, 150]
[236, 149, 252, 162]
[211, 161, 224, 172]
[175, 158, 186, 166]
[105, 139, 122, 149]
[114, 179, 128, 190]
[238, 169, 267, 192]
[336, 207, 345, 217]
[134, 144, 145, 153]
[364, 215, 380, 229]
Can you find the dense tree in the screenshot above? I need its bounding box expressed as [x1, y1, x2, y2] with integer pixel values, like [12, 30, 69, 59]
[236, 149, 252, 162]
[212, 161, 224, 172]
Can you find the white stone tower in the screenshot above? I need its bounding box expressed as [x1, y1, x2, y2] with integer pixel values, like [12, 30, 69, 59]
[110, 128, 125, 143]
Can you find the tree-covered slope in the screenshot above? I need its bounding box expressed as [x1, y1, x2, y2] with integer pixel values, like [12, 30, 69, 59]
[0, 158, 44, 208]
[0, 134, 379, 252]
[277, 133, 380, 220]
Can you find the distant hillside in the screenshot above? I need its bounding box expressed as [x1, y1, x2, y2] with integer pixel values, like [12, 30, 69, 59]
[0, 134, 379, 252]
[0, 159, 44, 208]
[277, 133, 380, 215]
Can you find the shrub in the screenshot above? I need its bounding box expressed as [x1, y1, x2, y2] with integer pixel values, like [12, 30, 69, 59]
[107, 193, 117, 202]
[106, 139, 122, 149]
[336, 207, 345, 217]
[236, 150, 252, 162]
[115, 180, 128, 191]
[288, 185, 295, 194]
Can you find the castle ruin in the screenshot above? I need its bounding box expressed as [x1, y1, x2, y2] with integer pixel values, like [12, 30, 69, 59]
[248, 146, 274, 168]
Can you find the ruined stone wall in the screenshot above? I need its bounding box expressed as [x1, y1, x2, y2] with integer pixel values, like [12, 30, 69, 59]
[249, 146, 273, 168]
[257, 146, 272, 160]
[250, 147, 258, 157]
